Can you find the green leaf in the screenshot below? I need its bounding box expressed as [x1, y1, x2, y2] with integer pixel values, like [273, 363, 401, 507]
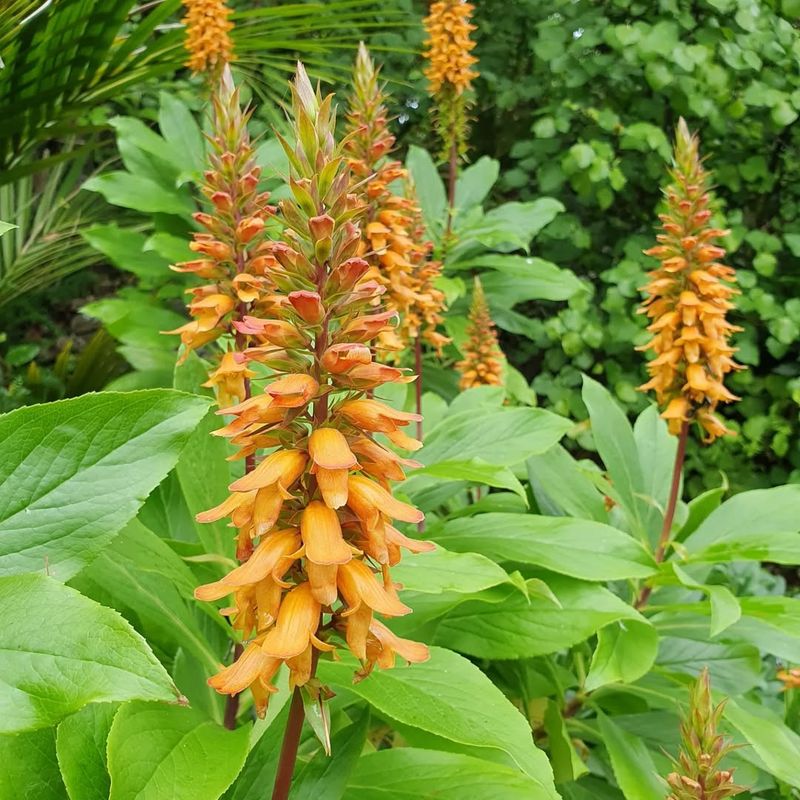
[389, 545, 511, 595]
[420, 407, 571, 468]
[433, 577, 647, 659]
[453, 254, 582, 302]
[683, 485, 800, 561]
[291, 711, 369, 800]
[0, 220, 16, 237]
[318, 647, 559, 797]
[158, 91, 205, 178]
[56, 703, 118, 800]
[725, 697, 800, 786]
[0, 389, 211, 579]
[174, 354, 234, 559]
[676, 481, 727, 542]
[526, 445, 608, 522]
[597, 713, 664, 800]
[672, 564, 741, 636]
[633, 404, 676, 536]
[433, 513, 656, 580]
[106, 702, 250, 800]
[71, 518, 224, 671]
[412, 458, 527, 501]
[454, 156, 500, 210]
[585, 619, 659, 691]
[582, 375, 650, 539]
[0, 728, 67, 799]
[83, 171, 194, 216]
[406, 145, 446, 235]
[82, 224, 168, 282]
[0, 573, 177, 733]
[543, 700, 589, 783]
[344, 749, 552, 799]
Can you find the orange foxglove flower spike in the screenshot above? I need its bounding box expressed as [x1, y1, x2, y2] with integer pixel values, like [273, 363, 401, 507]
[182, 0, 234, 75]
[423, 0, 479, 160]
[456, 276, 504, 390]
[638, 119, 743, 443]
[193, 64, 433, 717]
[163, 66, 276, 408]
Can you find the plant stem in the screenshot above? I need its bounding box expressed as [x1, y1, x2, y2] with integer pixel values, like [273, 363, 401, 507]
[445, 137, 458, 237]
[222, 642, 243, 730]
[636, 420, 690, 609]
[271, 687, 306, 800]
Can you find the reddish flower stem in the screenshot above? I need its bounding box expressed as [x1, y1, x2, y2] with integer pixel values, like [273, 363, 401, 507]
[445, 137, 458, 237]
[636, 420, 690, 609]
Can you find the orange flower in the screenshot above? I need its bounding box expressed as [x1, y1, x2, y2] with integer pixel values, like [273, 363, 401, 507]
[423, 0, 479, 159]
[192, 66, 429, 716]
[182, 0, 234, 75]
[638, 119, 743, 443]
[456, 276, 504, 390]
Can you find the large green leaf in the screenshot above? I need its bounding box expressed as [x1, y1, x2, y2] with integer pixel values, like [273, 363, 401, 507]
[585, 620, 659, 691]
[83, 172, 194, 216]
[0, 728, 66, 799]
[432, 577, 649, 660]
[106, 703, 250, 800]
[411, 458, 527, 501]
[0, 573, 177, 733]
[318, 647, 559, 797]
[344, 749, 552, 799]
[56, 703, 118, 800]
[406, 145, 446, 235]
[71, 519, 224, 671]
[633, 404, 676, 537]
[0, 389, 211, 579]
[597, 714, 664, 800]
[432, 513, 656, 580]
[454, 156, 500, 210]
[82, 224, 168, 282]
[420, 407, 572, 468]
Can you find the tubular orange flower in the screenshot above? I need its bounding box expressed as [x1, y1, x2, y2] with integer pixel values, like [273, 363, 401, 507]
[423, 0, 479, 160]
[163, 67, 275, 402]
[182, 0, 234, 75]
[456, 276, 504, 390]
[638, 119, 743, 443]
[193, 65, 432, 717]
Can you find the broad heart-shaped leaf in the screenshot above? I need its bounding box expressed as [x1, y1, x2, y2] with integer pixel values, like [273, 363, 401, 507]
[420, 407, 572, 468]
[0, 389, 211, 580]
[0, 574, 178, 733]
[430, 577, 649, 660]
[432, 513, 656, 581]
[597, 713, 664, 800]
[107, 702, 250, 800]
[411, 458, 527, 501]
[584, 619, 659, 691]
[56, 703, 118, 800]
[70, 519, 225, 672]
[0, 728, 66, 799]
[406, 145, 446, 236]
[343, 748, 553, 799]
[683, 485, 800, 561]
[291, 710, 369, 800]
[83, 171, 195, 216]
[317, 647, 559, 798]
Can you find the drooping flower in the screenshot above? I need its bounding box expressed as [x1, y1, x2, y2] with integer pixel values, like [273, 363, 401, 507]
[193, 64, 433, 717]
[638, 119, 743, 443]
[456, 276, 504, 390]
[182, 0, 234, 75]
[163, 67, 275, 402]
[664, 669, 745, 799]
[423, 0, 479, 160]
[344, 43, 432, 356]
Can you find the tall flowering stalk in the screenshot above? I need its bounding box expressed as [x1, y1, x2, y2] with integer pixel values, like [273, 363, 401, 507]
[182, 0, 234, 75]
[636, 120, 742, 606]
[664, 669, 745, 799]
[423, 0, 478, 166]
[190, 65, 432, 796]
[456, 276, 504, 390]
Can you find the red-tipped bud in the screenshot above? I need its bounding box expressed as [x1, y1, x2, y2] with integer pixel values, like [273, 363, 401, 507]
[237, 216, 265, 244]
[309, 214, 335, 242]
[336, 257, 370, 289]
[210, 191, 232, 211]
[193, 212, 215, 228]
[190, 237, 232, 261]
[288, 291, 325, 324]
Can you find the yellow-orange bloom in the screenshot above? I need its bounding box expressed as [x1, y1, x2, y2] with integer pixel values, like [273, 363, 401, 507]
[423, 0, 479, 95]
[192, 66, 430, 716]
[182, 0, 234, 74]
[638, 119, 743, 443]
[456, 276, 504, 390]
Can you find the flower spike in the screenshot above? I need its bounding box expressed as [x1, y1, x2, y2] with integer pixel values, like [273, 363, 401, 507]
[638, 119, 743, 443]
[182, 0, 234, 75]
[456, 276, 504, 390]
